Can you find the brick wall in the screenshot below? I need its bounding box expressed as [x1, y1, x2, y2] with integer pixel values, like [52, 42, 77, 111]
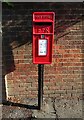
[2, 2, 83, 103]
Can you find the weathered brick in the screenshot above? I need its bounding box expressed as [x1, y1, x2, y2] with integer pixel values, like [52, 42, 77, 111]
[2, 2, 83, 101]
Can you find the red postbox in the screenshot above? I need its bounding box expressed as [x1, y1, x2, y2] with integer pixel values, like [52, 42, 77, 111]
[32, 12, 55, 64]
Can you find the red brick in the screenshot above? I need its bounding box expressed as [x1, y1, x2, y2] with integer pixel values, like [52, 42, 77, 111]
[3, 3, 83, 101]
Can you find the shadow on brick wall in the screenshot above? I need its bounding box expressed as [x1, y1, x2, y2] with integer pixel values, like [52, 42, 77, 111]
[2, 2, 32, 103]
[52, 2, 83, 40]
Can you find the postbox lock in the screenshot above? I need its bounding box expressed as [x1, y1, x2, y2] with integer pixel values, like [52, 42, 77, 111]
[41, 34, 45, 39]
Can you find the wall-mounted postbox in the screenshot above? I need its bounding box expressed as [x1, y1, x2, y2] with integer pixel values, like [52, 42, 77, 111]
[32, 12, 55, 64]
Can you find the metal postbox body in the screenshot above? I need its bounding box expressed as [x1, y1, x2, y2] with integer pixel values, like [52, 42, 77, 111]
[33, 12, 55, 64]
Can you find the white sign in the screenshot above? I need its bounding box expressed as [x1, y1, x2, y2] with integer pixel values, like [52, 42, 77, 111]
[38, 39, 47, 56]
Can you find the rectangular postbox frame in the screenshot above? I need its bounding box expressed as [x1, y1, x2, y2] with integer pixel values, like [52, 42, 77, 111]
[32, 12, 55, 64]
